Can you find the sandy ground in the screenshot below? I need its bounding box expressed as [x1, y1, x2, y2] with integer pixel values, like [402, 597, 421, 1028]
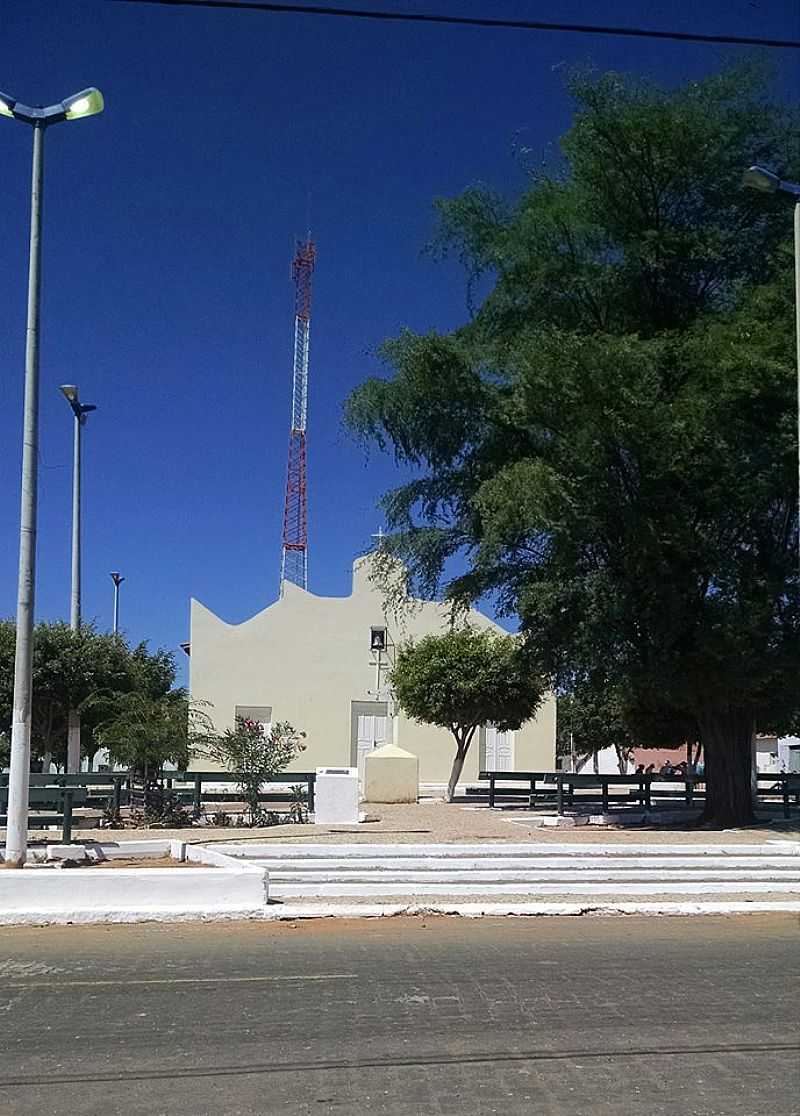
[5, 800, 798, 850]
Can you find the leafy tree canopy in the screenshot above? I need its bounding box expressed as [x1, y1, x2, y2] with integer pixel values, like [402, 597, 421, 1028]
[391, 627, 545, 799]
[347, 63, 800, 826]
[94, 691, 213, 777]
[0, 620, 178, 769]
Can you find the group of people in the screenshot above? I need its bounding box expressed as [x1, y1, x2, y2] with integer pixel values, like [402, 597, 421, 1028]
[634, 760, 699, 778]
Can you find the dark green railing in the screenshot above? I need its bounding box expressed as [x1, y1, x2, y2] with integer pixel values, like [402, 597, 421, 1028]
[0, 769, 318, 843]
[477, 769, 800, 817]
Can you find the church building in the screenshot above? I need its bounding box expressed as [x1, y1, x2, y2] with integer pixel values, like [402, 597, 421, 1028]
[188, 558, 556, 791]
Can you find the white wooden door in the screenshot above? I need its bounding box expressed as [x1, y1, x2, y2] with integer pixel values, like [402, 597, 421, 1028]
[485, 726, 515, 771]
[357, 714, 388, 778]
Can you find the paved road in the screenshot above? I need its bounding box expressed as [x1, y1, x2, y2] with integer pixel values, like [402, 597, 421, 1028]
[1, 915, 797, 1115]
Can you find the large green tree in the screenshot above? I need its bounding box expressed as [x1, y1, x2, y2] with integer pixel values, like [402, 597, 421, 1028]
[347, 64, 800, 826]
[391, 627, 545, 799]
[0, 620, 177, 770]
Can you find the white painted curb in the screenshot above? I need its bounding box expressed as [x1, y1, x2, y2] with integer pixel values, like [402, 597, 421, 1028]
[207, 840, 800, 858]
[0, 840, 269, 926]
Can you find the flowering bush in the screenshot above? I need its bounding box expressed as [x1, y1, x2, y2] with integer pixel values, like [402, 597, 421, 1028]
[202, 717, 306, 825]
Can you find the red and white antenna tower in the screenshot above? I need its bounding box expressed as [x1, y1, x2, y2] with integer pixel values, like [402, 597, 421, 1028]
[280, 237, 316, 591]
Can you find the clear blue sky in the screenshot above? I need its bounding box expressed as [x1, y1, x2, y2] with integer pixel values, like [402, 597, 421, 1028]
[1, 0, 797, 685]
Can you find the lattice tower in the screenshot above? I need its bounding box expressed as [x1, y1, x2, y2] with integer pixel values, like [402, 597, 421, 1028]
[280, 238, 316, 591]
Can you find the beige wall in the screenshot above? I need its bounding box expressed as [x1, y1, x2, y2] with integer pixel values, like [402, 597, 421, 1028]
[189, 558, 555, 788]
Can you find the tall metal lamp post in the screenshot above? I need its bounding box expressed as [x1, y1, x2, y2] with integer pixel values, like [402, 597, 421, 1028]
[60, 384, 97, 773]
[743, 165, 800, 568]
[1, 87, 104, 869]
[110, 571, 125, 635]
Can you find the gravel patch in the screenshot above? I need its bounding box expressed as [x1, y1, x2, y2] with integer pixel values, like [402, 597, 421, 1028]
[8, 800, 796, 848]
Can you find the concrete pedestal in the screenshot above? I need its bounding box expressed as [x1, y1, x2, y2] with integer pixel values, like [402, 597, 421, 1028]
[364, 743, 419, 804]
[314, 767, 360, 824]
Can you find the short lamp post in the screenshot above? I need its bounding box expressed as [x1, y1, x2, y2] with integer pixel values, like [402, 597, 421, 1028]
[2, 87, 104, 869]
[60, 384, 97, 773]
[743, 165, 800, 570]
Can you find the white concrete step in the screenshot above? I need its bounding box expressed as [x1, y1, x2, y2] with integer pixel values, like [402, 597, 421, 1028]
[211, 841, 800, 859]
[268, 868, 800, 884]
[268, 880, 800, 898]
[208, 841, 800, 904]
[258, 855, 800, 873]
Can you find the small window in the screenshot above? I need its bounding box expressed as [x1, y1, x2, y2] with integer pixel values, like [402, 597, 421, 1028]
[235, 705, 272, 732]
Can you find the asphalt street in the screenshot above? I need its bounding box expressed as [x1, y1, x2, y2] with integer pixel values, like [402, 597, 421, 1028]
[0, 914, 797, 1115]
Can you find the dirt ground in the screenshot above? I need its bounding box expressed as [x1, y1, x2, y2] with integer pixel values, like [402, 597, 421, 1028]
[92, 857, 211, 868]
[17, 856, 213, 870]
[7, 799, 798, 849]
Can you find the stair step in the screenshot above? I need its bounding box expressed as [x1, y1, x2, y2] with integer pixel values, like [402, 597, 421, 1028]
[269, 879, 800, 898]
[257, 855, 800, 873]
[268, 868, 800, 884]
[209, 841, 800, 859]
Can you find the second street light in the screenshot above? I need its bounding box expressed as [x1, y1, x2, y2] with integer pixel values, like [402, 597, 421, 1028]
[1, 86, 104, 868]
[743, 164, 800, 569]
[110, 571, 125, 636]
[60, 384, 97, 774]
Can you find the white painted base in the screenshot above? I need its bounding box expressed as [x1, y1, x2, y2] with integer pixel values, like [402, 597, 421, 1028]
[314, 768, 360, 824]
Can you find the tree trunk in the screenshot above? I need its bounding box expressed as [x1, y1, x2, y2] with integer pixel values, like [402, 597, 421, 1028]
[696, 705, 756, 827]
[447, 727, 478, 802]
[446, 748, 467, 802]
[614, 745, 630, 775]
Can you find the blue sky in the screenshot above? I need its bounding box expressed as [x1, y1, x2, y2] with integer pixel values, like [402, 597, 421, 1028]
[1, 0, 797, 684]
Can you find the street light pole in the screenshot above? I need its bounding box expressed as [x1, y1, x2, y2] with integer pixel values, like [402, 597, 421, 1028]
[743, 165, 800, 571]
[1, 87, 104, 869]
[5, 123, 45, 868]
[71, 405, 81, 629]
[794, 199, 800, 553]
[60, 385, 96, 773]
[110, 571, 125, 635]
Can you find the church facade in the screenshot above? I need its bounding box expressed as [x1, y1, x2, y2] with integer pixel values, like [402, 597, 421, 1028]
[188, 558, 556, 790]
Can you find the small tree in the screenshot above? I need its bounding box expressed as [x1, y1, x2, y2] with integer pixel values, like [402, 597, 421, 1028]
[557, 677, 635, 774]
[391, 627, 545, 800]
[556, 675, 697, 774]
[95, 691, 212, 779]
[202, 718, 306, 824]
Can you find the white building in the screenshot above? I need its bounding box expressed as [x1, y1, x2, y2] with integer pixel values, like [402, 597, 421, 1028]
[188, 558, 555, 791]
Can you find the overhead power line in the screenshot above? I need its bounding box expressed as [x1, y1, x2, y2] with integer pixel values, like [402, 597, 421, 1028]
[111, 0, 800, 51]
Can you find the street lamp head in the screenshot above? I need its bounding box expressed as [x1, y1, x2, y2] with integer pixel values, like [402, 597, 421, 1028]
[742, 165, 781, 194]
[110, 571, 125, 587]
[60, 384, 94, 422]
[0, 87, 104, 126]
[62, 88, 104, 122]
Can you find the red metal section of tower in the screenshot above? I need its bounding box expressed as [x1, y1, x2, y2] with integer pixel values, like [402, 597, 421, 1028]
[281, 238, 316, 591]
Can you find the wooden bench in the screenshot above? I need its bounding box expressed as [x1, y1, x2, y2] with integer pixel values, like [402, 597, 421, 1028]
[0, 787, 85, 842]
[756, 773, 800, 819]
[478, 770, 800, 817]
[162, 771, 317, 815]
[477, 771, 703, 814]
